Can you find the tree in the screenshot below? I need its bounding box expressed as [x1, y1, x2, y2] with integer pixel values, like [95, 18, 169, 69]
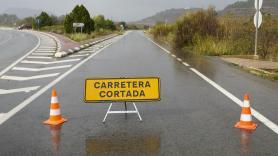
[64, 5, 94, 33]
[64, 14, 74, 33]
[93, 15, 106, 31]
[105, 19, 116, 30]
[17, 17, 36, 28]
[36, 11, 53, 28]
[119, 21, 127, 30]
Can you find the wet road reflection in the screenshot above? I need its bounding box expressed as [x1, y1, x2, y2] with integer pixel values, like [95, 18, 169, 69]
[46, 124, 63, 156]
[86, 133, 160, 156]
[239, 129, 253, 156]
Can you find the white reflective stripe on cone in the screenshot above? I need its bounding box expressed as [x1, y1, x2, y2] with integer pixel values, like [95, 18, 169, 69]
[50, 109, 61, 116]
[51, 96, 59, 103]
[243, 100, 250, 107]
[240, 114, 252, 121]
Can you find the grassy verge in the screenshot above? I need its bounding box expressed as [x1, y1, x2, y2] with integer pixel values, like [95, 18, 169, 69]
[41, 25, 120, 42]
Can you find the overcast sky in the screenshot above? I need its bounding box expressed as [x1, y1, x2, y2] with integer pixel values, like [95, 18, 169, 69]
[0, 0, 245, 21]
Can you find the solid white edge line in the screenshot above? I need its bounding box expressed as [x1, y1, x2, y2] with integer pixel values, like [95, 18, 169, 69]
[0, 32, 41, 77]
[0, 34, 123, 125]
[144, 33, 278, 134]
[190, 67, 278, 134]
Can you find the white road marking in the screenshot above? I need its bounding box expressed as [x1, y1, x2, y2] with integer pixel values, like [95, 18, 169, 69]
[146, 33, 278, 134]
[1, 73, 59, 81]
[0, 86, 40, 95]
[79, 50, 94, 54]
[177, 58, 182, 62]
[27, 56, 52, 59]
[37, 46, 56, 49]
[35, 50, 56, 53]
[0, 33, 40, 77]
[171, 54, 176, 58]
[21, 59, 80, 65]
[12, 65, 72, 71]
[0, 113, 5, 119]
[32, 53, 54, 56]
[190, 68, 278, 134]
[182, 62, 190, 67]
[0, 34, 123, 125]
[69, 54, 89, 58]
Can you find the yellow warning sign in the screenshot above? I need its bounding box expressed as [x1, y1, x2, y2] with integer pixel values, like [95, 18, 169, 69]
[84, 77, 160, 102]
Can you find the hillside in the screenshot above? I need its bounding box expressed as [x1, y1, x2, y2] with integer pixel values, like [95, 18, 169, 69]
[133, 8, 201, 26]
[3, 8, 45, 19]
[219, 0, 278, 17]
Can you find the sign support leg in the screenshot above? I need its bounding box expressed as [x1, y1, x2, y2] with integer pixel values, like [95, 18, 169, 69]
[103, 103, 113, 123]
[102, 102, 143, 123]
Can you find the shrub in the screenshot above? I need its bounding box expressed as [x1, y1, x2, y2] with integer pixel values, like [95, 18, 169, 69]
[174, 7, 221, 49]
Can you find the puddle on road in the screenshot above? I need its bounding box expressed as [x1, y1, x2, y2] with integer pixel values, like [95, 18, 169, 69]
[239, 129, 253, 156]
[46, 124, 63, 156]
[86, 133, 160, 156]
[163, 44, 218, 79]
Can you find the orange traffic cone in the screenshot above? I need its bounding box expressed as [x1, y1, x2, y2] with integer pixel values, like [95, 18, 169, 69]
[234, 94, 257, 130]
[44, 88, 67, 125]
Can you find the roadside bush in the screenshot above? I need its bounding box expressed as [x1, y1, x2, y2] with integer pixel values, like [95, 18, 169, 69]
[174, 7, 221, 49]
[257, 14, 278, 59]
[150, 22, 175, 41]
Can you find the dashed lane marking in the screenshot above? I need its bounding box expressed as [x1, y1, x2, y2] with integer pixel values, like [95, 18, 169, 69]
[21, 59, 80, 65]
[145, 33, 278, 135]
[177, 58, 182, 62]
[171, 54, 176, 58]
[0, 86, 40, 95]
[1, 73, 59, 81]
[182, 62, 190, 67]
[12, 65, 72, 71]
[190, 68, 278, 134]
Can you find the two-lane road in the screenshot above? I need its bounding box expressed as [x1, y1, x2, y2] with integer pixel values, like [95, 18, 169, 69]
[0, 31, 277, 155]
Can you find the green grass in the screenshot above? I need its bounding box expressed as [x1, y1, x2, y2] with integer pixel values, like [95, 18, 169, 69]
[66, 29, 117, 42]
[41, 25, 65, 34]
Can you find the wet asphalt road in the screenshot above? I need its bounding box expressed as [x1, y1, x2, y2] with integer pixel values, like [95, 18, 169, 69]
[0, 29, 38, 72]
[0, 31, 277, 156]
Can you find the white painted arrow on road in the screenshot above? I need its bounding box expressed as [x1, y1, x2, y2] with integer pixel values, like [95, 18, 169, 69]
[1, 73, 59, 81]
[0, 86, 40, 95]
[21, 59, 80, 65]
[12, 65, 72, 71]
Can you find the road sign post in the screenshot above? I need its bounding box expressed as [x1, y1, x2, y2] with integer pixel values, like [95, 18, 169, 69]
[84, 77, 160, 123]
[73, 23, 84, 33]
[254, 0, 263, 57]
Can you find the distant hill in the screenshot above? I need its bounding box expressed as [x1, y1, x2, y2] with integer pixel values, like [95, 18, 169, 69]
[219, 0, 278, 17]
[3, 8, 46, 19]
[133, 8, 201, 26]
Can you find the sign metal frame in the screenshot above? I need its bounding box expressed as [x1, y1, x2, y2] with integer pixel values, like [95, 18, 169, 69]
[84, 77, 161, 123]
